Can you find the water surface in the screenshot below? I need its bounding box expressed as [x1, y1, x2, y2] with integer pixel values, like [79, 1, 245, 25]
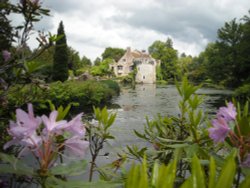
[94, 84, 232, 166]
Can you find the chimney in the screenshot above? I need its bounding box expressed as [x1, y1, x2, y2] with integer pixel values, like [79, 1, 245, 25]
[127, 47, 131, 53]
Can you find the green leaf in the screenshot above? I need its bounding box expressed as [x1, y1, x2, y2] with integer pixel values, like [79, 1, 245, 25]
[57, 103, 71, 121]
[208, 157, 216, 188]
[125, 157, 148, 188]
[181, 177, 192, 188]
[134, 130, 147, 139]
[157, 137, 187, 143]
[105, 113, 116, 131]
[215, 150, 237, 188]
[237, 116, 250, 136]
[0, 153, 34, 176]
[50, 160, 87, 176]
[191, 155, 206, 188]
[184, 144, 199, 158]
[47, 100, 56, 111]
[164, 143, 190, 149]
[156, 160, 177, 188]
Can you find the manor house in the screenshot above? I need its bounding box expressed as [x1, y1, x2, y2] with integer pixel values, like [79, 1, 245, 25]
[110, 47, 160, 84]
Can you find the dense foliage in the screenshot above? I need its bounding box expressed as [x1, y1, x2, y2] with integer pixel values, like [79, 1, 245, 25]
[53, 21, 69, 82]
[189, 12, 250, 90]
[6, 80, 119, 113]
[0, 0, 13, 52]
[148, 38, 178, 81]
[91, 58, 114, 77]
[101, 47, 126, 62]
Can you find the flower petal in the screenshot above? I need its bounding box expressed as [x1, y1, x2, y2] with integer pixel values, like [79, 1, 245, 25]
[209, 117, 230, 143]
[65, 136, 89, 158]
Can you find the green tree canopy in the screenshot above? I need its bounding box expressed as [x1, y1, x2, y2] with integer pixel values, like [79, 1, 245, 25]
[81, 56, 92, 67]
[53, 21, 69, 82]
[204, 19, 243, 87]
[148, 38, 178, 80]
[68, 46, 81, 71]
[101, 47, 125, 62]
[94, 57, 101, 66]
[238, 11, 250, 83]
[91, 58, 114, 76]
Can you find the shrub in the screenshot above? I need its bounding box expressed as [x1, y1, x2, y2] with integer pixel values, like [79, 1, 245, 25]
[234, 84, 250, 100]
[100, 80, 120, 94]
[6, 80, 120, 114]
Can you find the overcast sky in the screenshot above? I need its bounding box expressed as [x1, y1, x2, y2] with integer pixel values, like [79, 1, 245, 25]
[10, 0, 250, 60]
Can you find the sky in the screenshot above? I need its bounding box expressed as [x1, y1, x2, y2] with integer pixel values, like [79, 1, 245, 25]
[10, 0, 250, 60]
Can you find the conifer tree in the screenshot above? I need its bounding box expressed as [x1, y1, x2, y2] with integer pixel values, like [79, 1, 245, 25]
[53, 21, 69, 81]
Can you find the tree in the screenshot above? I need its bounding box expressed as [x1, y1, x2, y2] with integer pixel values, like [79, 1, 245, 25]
[68, 47, 80, 70]
[238, 11, 250, 83]
[91, 58, 113, 77]
[94, 57, 101, 66]
[101, 47, 125, 62]
[53, 21, 69, 82]
[81, 56, 92, 67]
[148, 38, 178, 80]
[0, 0, 13, 53]
[204, 19, 243, 87]
[176, 55, 193, 77]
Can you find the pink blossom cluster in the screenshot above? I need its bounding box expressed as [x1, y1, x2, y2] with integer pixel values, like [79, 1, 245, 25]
[208, 102, 250, 167]
[208, 102, 236, 143]
[4, 104, 89, 170]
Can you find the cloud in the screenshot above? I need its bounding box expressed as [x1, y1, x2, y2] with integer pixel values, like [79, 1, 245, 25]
[9, 0, 250, 60]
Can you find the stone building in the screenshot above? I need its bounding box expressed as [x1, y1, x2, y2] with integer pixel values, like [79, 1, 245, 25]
[110, 47, 160, 84]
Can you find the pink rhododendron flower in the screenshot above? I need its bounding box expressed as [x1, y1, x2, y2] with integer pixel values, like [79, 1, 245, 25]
[65, 113, 86, 137]
[7, 104, 41, 139]
[209, 117, 231, 143]
[41, 111, 67, 134]
[64, 136, 89, 158]
[4, 104, 42, 152]
[20, 131, 42, 148]
[4, 103, 89, 172]
[217, 102, 237, 121]
[2, 50, 11, 62]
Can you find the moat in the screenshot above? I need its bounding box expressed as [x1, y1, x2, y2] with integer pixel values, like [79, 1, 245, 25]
[92, 84, 233, 168]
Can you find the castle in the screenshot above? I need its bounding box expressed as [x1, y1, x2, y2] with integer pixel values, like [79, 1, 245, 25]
[110, 47, 160, 84]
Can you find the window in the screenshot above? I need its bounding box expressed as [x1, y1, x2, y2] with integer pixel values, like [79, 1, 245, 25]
[143, 76, 145, 79]
[129, 66, 133, 71]
[118, 65, 123, 70]
[123, 59, 126, 62]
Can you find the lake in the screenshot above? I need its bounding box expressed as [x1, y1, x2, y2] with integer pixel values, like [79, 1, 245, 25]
[89, 84, 233, 178]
